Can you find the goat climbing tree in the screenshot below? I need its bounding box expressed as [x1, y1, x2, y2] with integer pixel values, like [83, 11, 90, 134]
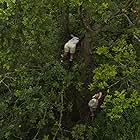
[0, 0, 140, 140]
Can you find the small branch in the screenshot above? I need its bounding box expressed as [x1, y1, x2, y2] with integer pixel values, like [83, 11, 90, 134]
[123, 13, 134, 25]
[13, 134, 22, 140]
[108, 80, 120, 89]
[126, 81, 130, 88]
[108, 75, 129, 89]
[32, 128, 40, 140]
[134, 35, 140, 42]
[5, 75, 16, 81]
[107, 0, 136, 24]
[124, 0, 136, 10]
[0, 77, 6, 84]
[0, 75, 12, 93]
[2, 81, 12, 93]
[60, 128, 71, 133]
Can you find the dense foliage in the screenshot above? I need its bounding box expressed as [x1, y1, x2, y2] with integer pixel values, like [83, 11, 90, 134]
[0, 0, 140, 139]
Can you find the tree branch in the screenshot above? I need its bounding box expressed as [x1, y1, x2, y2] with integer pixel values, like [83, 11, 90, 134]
[32, 128, 40, 140]
[0, 77, 6, 84]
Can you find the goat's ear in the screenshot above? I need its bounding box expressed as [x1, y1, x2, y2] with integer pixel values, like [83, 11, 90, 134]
[98, 92, 102, 99]
[70, 34, 75, 38]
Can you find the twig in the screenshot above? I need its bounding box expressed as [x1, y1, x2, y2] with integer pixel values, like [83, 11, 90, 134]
[107, 0, 136, 24]
[134, 35, 140, 42]
[5, 75, 16, 81]
[0, 73, 16, 93]
[2, 81, 12, 93]
[13, 134, 22, 140]
[123, 13, 134, 25]
[32, 128, 40, 140]
[123, 0, 131, 8]
[108, 80, 120, 89]
[124, 0, 136, 10]
[119, 82, 125, 89]
[108, 75, 129, 89]
[60, 128, 71, 133]
[53, 93, 64, 140]
[0, 77, 6, 84]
